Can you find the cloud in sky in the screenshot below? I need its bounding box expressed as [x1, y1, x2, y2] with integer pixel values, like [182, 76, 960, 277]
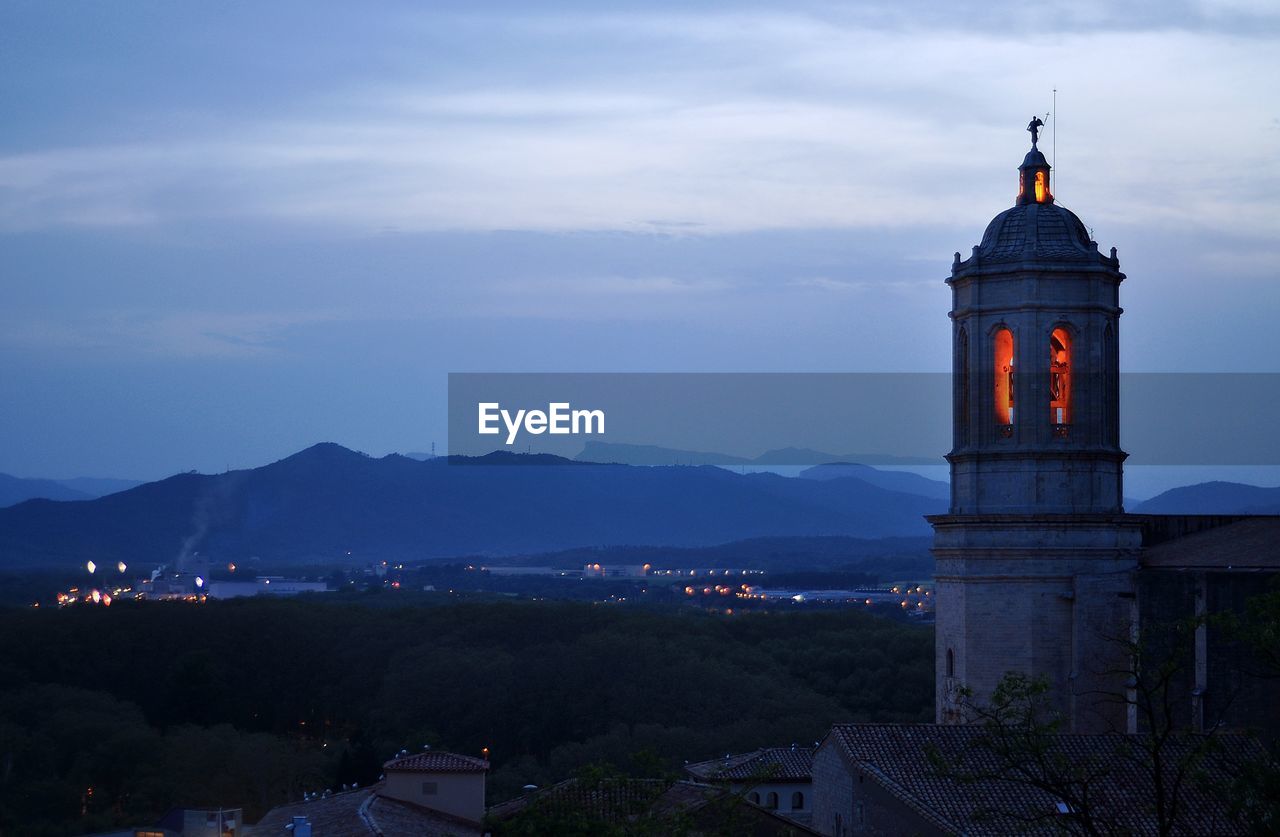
[1, 2, 1278, 478]
[1, 9, 1277, 236]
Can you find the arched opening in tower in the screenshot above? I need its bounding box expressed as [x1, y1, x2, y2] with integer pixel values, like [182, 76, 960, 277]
[1034, 170, 1050, 203]
[957, 327, 970, 446]
[994, 328, 1014, 426]
[1050, 327, 1071, 426]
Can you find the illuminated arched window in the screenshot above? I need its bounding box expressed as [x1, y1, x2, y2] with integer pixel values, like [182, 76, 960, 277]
[1034, 171, 1048, 202]
[994, 328, 1014, 426]
[1050, 327, 1071, 426]
[1103, 323, 1116, 444]
[957, 328, 970, 446]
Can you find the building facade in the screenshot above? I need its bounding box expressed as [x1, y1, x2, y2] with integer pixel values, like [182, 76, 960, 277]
[379, 750, 489, 825]
[684, 747, 814, 824]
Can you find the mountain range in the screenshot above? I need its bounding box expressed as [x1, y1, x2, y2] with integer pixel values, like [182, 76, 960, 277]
[1129, 481, 1280, 515]
[2, 443, 1277, 570]
[0, 473, 144, 508]
[0, 443, 945, 569]
[797, 462, 951, 500]
[575, 441, 936, 466]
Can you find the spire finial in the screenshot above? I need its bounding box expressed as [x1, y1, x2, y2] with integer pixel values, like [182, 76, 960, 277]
[1027, 116, 1044, 148]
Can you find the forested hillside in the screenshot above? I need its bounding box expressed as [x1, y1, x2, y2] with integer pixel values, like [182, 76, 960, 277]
[0, 597, 933, 834]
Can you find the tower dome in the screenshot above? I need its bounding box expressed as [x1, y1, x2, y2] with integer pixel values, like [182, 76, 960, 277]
[951, 143, 1119, 275]
[974, 202, 1095, 262]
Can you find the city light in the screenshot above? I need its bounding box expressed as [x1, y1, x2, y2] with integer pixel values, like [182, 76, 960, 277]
[86, 561, 96, 574]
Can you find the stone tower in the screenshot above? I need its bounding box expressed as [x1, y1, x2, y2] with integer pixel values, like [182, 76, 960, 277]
[930, 129, 1142, 733]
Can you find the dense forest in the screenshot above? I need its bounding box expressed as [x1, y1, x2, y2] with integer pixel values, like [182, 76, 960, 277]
[0, 596, 933, 835]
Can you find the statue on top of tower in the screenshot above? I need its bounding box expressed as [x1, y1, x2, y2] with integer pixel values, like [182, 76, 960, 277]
[1027, 115, 1045, 147]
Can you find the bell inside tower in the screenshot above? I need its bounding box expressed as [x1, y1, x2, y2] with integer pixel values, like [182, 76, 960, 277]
[1050, 327, 1072, 427]
[993, 328, 1015, 427]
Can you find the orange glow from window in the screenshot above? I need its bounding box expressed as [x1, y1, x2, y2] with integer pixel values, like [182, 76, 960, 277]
[1050, 327, 1071, 425]
[994, 328, 1014, 425]
[1034, 171, 1048, 203]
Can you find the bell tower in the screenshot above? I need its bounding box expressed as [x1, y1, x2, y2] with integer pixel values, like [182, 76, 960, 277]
[931, 125, 1143, 733]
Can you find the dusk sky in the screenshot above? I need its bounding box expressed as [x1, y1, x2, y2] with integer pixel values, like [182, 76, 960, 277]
[2, 1, 1278, 480]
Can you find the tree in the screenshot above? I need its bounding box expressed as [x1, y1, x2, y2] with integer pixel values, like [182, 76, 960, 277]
[928, 609, 1277, 836]
[927, 674, 1122, 836]
[1219, 579, 1280, 835]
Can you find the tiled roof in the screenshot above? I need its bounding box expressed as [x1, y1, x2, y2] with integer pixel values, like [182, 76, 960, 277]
[383, 751, 489, 773]
[825, 723, 1259, 837]
[487, 778, 820, 835]
[973, 202, 1096, 263]
[685, 747, 814, 782]
[488, 777, 670, 824]
[365, 795, 482, 835]
[1141, 516, 1280, 569]
[246, 785, 480, 836]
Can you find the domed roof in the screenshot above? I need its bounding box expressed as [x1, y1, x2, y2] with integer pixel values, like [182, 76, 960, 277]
[1020, 147, 1049, 169]
[951, 135, 1121, 277]
[974, 201, 1095, 263]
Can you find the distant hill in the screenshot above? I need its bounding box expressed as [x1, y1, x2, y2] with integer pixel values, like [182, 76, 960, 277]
[1131, 481, 1280, 515]
[0, 443, 946, 568]
[0, 474, 90, 507]
[0, 474, 145, 508]
[58, 476, 145, 497]
[575, 442, 749, 466]
[576, 442, 936, 466]
[798, 463, 950, 501]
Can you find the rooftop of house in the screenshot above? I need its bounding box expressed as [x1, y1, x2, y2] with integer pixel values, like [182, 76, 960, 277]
[684, 746, 815, 782]
[246, 785, 480, 837]
[823, 723, 1261, 837]
[1139, 515, 1280, 569]
[487, 777, 819, 835]
[383, 750, 490, 773]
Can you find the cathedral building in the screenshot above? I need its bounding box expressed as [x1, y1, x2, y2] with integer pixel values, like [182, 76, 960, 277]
[809, 123, 1279, 837]
[928, 124, 1280, 735]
